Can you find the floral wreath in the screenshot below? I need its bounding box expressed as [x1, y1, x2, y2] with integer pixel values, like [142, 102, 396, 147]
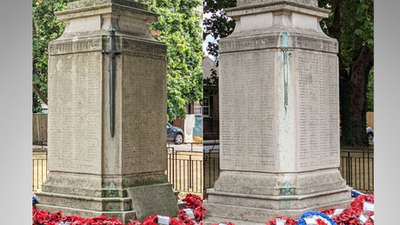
[298, 211, 337, 225]
[266, 216, 295, 225]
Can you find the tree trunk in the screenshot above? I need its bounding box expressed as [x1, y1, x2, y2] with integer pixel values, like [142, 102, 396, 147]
[347, 45, 374, 146]
[33, 84, 48, 106]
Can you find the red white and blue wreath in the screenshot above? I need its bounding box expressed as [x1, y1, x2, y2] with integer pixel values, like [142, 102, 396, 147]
[298, 211, 337, 225]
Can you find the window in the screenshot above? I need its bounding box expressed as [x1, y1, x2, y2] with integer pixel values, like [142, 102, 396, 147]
[194, 102, 202, 116]
[203, 96, 210, 117]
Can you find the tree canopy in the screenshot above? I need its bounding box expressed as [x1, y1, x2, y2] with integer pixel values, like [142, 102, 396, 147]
[203, 0, 374, 147]
[136, 0, 203, 121]
[318, 0, 374, 146]
[32, 0, 203, 121]
[32, 0, 74, 112]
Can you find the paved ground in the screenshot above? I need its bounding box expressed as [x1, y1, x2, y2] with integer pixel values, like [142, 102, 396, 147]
[203, 216, 266, 225]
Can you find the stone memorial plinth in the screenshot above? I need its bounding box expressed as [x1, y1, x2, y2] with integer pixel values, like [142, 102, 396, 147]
[204, 0, 352, 223]
[35, 0, 179, 223]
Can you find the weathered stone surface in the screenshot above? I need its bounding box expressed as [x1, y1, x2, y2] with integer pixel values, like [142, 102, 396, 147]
[126, 184, 179, 221]
[35, 0, 178, 223]
[204, 0, 352, 223]
[237, 0, 318, 8]
[212, 169, 347, 196]
[204, 197, 352, 224]
[67, 0, 148, 11]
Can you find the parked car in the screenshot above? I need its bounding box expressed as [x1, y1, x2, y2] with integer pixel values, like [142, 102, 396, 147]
[366, 127, 374, 142]
[167, 122, 184, 145]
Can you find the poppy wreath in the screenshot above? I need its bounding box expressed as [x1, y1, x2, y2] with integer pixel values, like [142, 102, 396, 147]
[179, 194, 206, 223]
[182, 194, 203, 209]
[361, 211, 374, 225]
[298, 211, 337, 225]
[177, 210, 196, 225]
[351, 190, 365, 198]
[320, 206, 343, 217]
[195, 206, 206, 222]
[178, 209, 190, 222]
[141, 215, 158, 225]
[266, 216, 296, 225]
[32, 207, 126, 225]
[349, 194, 374, 215]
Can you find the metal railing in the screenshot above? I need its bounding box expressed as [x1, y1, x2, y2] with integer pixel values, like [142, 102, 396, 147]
[32, 149, 48, 191]
[202, 146, 374, 194]
[167, 148, 203, 194]
[340, 148, 374, 194]
[33, 147, 373, 195]
[32, 148, 204, 195]
[202, 140, 220, 197]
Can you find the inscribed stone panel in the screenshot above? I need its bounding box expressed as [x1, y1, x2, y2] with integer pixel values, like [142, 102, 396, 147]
[296, 50, 339, 171]
[48, 52, 102, 174]
[219, 49, 276, 172]
[121, 53, 167, 174]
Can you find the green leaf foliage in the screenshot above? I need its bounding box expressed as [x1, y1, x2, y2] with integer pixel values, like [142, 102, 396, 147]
[135, 0, 204, 121]
[204, 0, 374, 146]
[33, 0, 203, 121]
[32, 0, 74, 111]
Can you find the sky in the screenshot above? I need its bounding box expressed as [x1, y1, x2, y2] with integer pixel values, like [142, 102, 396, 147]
[203, 12, 216, 61]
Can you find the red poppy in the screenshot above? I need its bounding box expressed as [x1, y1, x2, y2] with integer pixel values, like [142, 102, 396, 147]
[169, 218, 181, 225]
[36, 214, 47, 224]
[266, 216, 295, 225]
[142, 215, 158, 225]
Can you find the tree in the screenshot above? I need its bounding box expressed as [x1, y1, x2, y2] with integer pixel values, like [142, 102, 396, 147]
[32, 0, 74, 112]
[203, 0, 374, 147]
[32, 0, 203, 121]
[318, 0, 374, 147]
[136, 0, 203, 121]
[366, 67, 374, 112]
[202, 0, 236, 97]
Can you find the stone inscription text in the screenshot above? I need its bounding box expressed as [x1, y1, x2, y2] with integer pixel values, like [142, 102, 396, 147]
[122, 39, 167, 57]
[48, 52, 102, 174]
[121, 55, 167, 174]
[49, 38, 102, 55]
[118, 16, 147, 35]
[220, 50, 276, 172]
[297, 50, 339, 170]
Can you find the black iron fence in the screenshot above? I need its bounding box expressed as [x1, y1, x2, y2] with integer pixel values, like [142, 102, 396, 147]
[167, 148, 203, 194]
[202, 146, 374, 195]
[33, 147, 373, 195]
[32, 148, 204, 195]
[32, 149, 48, 191]
[202, 141, 220, 198]
[340, 148, 374, 194]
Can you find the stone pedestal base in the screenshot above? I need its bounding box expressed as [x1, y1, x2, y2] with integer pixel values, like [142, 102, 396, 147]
[203, 188, 353, 224]
[35, 172, 179, 223]
[204, 169, 353, 224]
